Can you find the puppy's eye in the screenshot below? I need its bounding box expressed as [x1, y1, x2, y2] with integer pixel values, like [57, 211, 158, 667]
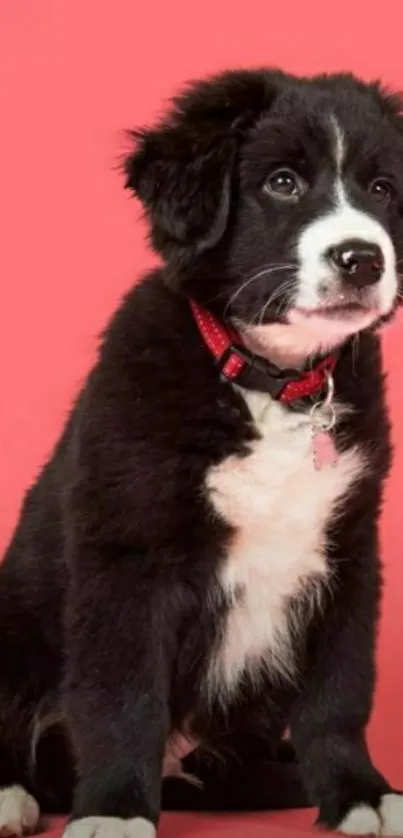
[263, 168, 308, 201]
[368, 178, 394, 206]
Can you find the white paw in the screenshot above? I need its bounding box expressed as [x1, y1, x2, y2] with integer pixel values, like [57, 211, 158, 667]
[338, 793, 403, 836]
[339, 804, 381, 835]
[379, 795, 403, 836]
[0, 786, 40, 837]
[63, 817, 156, 838]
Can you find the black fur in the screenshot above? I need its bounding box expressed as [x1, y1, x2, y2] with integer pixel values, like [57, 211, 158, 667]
[1, 68, 403, 833]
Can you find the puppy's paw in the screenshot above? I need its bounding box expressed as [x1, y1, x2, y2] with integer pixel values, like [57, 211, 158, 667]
[338, 793, 403, 836]
[0, 786, 40, 837]
[63, 817, 156, 838]
[338, 804, 381, 835]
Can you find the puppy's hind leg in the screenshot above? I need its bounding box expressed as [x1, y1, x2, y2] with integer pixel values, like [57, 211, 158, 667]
[0, 701, 41, 837]
[0, 581, 64, 835]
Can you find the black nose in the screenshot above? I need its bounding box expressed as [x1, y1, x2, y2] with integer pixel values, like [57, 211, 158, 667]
[326, 239, 384, 287]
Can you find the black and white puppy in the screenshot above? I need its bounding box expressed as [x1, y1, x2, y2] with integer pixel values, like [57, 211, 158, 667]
[1, 68, 403, 838]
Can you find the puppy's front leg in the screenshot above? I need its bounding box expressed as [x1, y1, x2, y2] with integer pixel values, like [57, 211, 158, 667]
[290, 511, 402, 836]
[62, 549, 172, 838]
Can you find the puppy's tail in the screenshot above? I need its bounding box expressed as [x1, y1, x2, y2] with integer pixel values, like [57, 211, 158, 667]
[162, 745, 311, 812]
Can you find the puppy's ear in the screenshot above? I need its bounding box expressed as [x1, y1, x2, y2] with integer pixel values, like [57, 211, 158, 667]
[125, 122, 235, 252]
[124, 70, 279, 253]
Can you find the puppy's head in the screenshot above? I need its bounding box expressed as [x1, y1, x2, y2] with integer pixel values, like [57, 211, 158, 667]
[125, 69, 403, 363]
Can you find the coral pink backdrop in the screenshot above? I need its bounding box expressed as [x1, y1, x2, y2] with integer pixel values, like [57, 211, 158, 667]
[1, 2, 402, 835]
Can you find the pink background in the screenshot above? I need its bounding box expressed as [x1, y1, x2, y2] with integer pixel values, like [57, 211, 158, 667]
[1, 2, 402, 835]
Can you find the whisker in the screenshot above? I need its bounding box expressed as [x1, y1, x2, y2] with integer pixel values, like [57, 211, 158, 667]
[223, 263, 298, 321]
[260, 276, 297, 319]
[239, 276, 298, 331]
[257, 279, 297, 326]
[242, 263, 298, 285]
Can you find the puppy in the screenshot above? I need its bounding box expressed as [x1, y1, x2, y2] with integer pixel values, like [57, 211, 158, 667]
[1, 68, 403, 838]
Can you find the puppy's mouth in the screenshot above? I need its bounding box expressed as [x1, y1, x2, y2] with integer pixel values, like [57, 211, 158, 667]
[292, 301, 374, 320]
[286, 283, 386, 325]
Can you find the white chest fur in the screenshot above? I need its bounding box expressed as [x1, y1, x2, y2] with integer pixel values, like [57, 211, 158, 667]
[205, 389, 364, 701]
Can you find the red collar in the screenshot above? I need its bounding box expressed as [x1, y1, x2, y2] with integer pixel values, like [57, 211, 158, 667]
[190, 300, 337, 404]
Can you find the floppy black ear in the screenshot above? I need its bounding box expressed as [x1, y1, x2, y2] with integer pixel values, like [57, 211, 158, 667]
[125, 123, 236, 252]
[124, 69, 280, 253]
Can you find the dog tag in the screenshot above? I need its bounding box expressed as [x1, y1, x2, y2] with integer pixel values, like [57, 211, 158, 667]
[310, 371, 338, 471]
[312, 428, 338, 471]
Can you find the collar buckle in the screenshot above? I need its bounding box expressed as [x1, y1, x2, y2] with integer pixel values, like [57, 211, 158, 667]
[218, 342, 303, 399]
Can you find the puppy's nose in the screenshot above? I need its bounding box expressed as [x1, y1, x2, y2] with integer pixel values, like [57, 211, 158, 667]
[326, 239, 384, 287]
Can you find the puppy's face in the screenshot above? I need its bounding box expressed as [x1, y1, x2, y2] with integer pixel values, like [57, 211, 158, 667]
[126, 70, 403, 362]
